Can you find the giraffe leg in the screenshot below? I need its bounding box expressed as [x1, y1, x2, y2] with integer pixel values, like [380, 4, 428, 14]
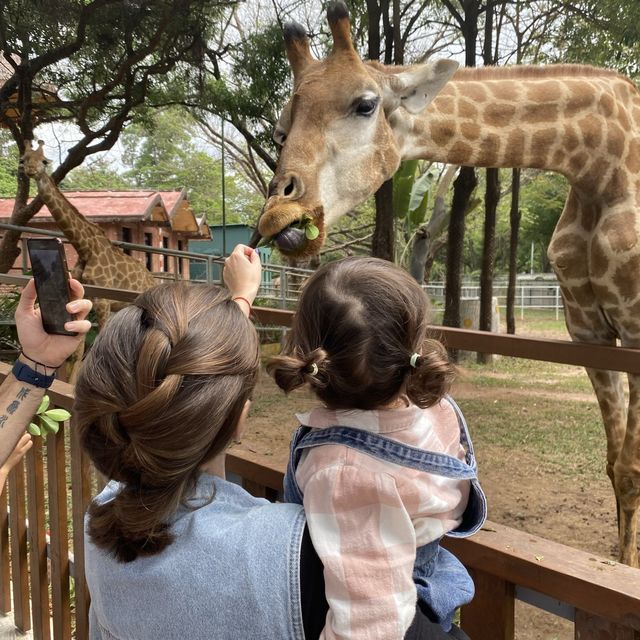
[612, 372, 640, 567]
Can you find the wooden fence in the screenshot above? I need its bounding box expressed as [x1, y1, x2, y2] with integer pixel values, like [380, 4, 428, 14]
[1, 275, 640, 639]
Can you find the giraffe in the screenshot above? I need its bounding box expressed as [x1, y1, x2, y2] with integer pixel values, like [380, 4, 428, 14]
[251, 2, 640, 566]
[20, 140, 158, 368]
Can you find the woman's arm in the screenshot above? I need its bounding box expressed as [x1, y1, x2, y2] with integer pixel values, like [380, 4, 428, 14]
[0, 279, 91, 467]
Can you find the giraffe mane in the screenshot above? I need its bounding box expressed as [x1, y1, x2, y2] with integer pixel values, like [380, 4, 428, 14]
[455, 63, 636, 87]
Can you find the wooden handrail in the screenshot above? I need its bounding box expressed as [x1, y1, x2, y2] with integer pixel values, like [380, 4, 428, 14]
[4, 273, 640, 373]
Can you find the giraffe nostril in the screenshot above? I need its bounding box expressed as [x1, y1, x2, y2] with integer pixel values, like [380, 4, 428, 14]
[284, 181, 294, 197]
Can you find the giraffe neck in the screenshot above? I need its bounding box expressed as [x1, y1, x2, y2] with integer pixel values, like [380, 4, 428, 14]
[36, 173, 103, 261]
[395, 65, 639, 200]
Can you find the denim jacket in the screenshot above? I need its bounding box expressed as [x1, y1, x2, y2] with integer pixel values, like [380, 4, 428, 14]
[85, 474, 307, 640]
[284, 396, 487, 631]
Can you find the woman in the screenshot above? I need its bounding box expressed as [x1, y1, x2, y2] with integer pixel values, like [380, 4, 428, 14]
[74, 245, 464, 640]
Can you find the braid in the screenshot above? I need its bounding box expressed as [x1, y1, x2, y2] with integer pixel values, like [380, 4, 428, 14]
[75, 282, 260, 562]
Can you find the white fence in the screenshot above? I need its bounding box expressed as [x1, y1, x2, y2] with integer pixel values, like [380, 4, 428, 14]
[425, 280, 564, 319]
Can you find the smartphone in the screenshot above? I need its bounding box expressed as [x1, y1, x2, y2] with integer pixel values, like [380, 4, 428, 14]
[26, 238, 77, 336]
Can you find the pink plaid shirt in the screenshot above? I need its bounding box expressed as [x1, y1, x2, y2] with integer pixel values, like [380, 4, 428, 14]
[294, 398, 470, 640]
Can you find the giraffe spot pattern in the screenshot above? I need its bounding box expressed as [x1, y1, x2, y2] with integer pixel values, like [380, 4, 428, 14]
[488, 81, 520, 102]
[531, 128, 559, 164]
[626, 139, 640, 174]
[464, 83, 489, 103]
[564, 81, 595, 115]
[435, 96, 455, 115]
[503, 130, 526, 166]
[613, 255, 640, 301]
[483, 102, 516, 127]
[460, 122, 481, 141]
[479, 133, 501, 167]
[598, 93, 615, 118]
[522, 102, 560, 125]
[429, 120, 456, 146]
[457, 98, 478, 120]
[577, 114, 603, 149]
[589, 236, 612, 279]
[604, 169, 629, 203]
[448, 141, 474, 165]
[606, 123, 626, 158]
[591, 282, 621, 306]
[563, 125, 581, 153]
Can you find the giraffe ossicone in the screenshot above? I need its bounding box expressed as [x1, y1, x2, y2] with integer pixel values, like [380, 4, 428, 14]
[256, 1, 640, 567]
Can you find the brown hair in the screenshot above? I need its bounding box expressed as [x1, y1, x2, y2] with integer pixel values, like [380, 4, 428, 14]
[268, 257, 454, 410]
[75, 282, 259, 563]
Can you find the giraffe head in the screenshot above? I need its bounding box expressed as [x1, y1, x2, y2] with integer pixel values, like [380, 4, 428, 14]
[250, 1, 458, 258]
[20, 140, 51, 180]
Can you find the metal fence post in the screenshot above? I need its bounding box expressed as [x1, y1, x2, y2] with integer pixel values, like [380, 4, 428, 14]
[555, 286, 560, 321]
[280, 268, 287, 309]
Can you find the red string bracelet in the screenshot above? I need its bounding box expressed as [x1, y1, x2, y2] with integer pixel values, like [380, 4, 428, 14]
[232, 296, 252, 311]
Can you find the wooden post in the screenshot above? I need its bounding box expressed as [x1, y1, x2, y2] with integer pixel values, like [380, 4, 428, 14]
[574, 610, 640, 640]
[48, 424, 72, 640]
[8, 459, 31, 632]
[0, 480, 10, 614]
[460, 568, 515, 640]
[71, 422, 92, 640]
[26, 439, 51, 640]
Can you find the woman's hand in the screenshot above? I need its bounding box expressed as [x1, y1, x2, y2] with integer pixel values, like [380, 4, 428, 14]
[15, 278, 93, 368]
[223, 245, 262, 311]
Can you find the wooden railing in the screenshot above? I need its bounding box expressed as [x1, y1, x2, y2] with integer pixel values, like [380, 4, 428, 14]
[1, 275, 640, 639]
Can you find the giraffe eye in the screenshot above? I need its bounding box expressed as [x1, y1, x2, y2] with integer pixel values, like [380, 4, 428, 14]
[273, 125, 288, 146]
[354, 97, 379, 117]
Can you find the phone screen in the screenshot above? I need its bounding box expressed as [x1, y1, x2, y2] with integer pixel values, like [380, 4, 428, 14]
[27, 239, 77, 336]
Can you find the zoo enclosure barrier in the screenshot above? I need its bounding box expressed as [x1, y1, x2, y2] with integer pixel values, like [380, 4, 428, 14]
[425, 278, 564, 319]
[0, 276, 640, 640]
[0, 222, 314, 309]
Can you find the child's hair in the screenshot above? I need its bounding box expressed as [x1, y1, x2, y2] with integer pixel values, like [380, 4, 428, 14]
[75, 282, 260, 563]
[267, 257, 455, 410]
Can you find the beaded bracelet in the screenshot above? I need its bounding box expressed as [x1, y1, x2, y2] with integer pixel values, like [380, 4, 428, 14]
[232, 296, 252, 311]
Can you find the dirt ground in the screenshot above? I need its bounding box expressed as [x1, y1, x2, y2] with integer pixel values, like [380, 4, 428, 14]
[234, 367, 621, 640]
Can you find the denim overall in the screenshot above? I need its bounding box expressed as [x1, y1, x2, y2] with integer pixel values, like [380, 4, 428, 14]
[284, 396, 487, 632]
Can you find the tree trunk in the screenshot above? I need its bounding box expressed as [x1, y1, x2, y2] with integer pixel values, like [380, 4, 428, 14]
[506, 168, 521, 334]
[478, 167, 499, 363]
[371, 179, 395, 261]
[410, 165, 458, 283]
[0, 171, 33, 273]
[442, 2, 478, 351]
[443, 167, 477, 344]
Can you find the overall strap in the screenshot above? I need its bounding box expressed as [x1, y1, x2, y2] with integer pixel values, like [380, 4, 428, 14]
[443, 395, 477, 462]
[292, 425, 477, 480]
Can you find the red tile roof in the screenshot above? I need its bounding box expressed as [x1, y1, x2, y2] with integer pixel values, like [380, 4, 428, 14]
[0, 190, 186, 222]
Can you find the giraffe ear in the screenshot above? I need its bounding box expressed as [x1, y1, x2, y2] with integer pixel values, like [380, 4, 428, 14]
[384, 59, 459, 114]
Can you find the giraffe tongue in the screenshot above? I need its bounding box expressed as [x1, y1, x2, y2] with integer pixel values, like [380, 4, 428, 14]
[274, 226, 306, 252]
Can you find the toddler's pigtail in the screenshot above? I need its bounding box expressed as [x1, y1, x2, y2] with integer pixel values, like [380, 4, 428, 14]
[267, 348, 329, 394]
[406, 338, 456, 408]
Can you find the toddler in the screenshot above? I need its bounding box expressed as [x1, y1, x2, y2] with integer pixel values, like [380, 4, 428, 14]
[268, 257, 486, 640]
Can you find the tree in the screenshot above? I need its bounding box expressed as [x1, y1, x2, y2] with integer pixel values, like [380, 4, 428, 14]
[120, 109, 262, 224]
[0, 0, 233, 272]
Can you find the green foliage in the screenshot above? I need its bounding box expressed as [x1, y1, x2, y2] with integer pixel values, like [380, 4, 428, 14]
[551, 0, 640, 77]
[28, 394, 71, 438]
[518, 171, 568, 271]
[61, 159, 132, 191]
[199, 22, 291, 154]
[120, 109, 262, 224]
[0, 288, 20, 358]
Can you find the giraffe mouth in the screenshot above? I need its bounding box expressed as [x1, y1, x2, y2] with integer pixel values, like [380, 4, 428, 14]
[251, 202, 324, 257]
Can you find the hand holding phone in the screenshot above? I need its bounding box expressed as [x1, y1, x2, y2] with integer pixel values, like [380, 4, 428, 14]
[27, 238, 77, 336]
